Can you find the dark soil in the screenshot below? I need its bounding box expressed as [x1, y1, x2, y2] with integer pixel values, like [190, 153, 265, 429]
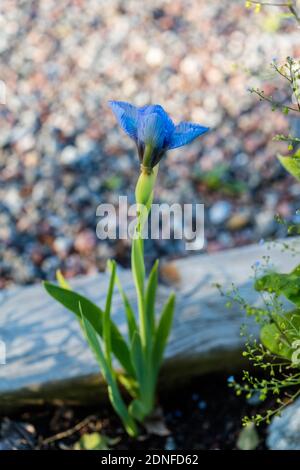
[0, 374, 270, 450]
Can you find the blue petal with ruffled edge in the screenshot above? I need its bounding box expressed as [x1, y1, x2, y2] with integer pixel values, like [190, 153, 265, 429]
[108, 101, 138, 140]
[139, 105, 175, 137]
[168, 122, 209, 149]
[137, 113, 166, 149]
[109, 101, 209, 167]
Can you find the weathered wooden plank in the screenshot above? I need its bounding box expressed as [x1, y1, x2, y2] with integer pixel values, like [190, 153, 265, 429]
[0, 239, 299, 411]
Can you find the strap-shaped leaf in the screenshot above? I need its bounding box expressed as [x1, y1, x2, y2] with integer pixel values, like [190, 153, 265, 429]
[130, 331, 144, 385]
[145, 260, 159, 338]
[108, 260, 137, 342]
[103, 261, 116, 367]
[152, 293, 175, 372]
[131, 237, 145, 298]
[56, 270, 71, 290]
[121, 292, 137, 343]
[80, 303, 138, 437]
[131, 236, 146, 346]
[129, 398, 148, 423]
[80, 302, 112, 381]
[43, 281, 135, 377]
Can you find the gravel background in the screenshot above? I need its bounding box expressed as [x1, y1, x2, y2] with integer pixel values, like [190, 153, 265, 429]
[0, 0, 299, 287]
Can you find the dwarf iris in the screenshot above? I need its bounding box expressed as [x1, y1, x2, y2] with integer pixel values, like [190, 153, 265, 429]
[44, 100, 210, 438]
[108, 101, 209, 171]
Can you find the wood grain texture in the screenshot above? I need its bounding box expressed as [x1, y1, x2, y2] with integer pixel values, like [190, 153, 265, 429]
[0, 239, 299, 410]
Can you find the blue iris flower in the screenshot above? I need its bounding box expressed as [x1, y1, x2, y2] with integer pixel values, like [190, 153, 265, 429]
[108, 101, 209, 169]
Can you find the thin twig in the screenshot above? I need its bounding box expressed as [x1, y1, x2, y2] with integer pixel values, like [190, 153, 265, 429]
[251, 88, 300, 113]
[38, 415, 96, 448]
[289, 3, 300, 23]
[272, 63, 293, 83]
[247, 0, 300, 24]
[248, 1, 295, 6]
[288, 59, 300, 111]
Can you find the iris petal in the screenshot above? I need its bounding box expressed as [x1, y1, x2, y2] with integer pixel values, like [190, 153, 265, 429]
[108, 100, 138, 140]
[108, 101, 209, 168]
[168, 122, 209, 149]
[137, 112, 166, 149]
[139, 105, 175, 140]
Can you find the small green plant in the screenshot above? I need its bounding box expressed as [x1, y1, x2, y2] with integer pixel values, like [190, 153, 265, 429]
[243, 1, 300, 180]
[74, 432, 118, 450]
[249, 55, 300, 182]
[44, 101, 209, 437]
[219, 258, 300, 425]
[225, 1, 300, 426]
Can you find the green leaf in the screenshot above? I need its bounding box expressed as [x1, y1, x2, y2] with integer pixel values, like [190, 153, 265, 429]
[103, 260, 116, 366]
[56, 270, 71, 290]
[80, 304, 138, 438]
[129, 398, 148, 423]
[109, 260, 137, 342]
[74, 432, 115, 450]
[278, 154, 300, 182]
[130, 331, 144, 385]
[79, 302, 113, 383]
[121, 293, 137, 343]
[260, 322, 291, 359]
[152, 293, 175, 373]
[116, 373, 138, 398]
[43, 281, 135, 377]
[255, 267, 300, 306]
[260, 310, 300, 359]
[145, 260, 159, 338]
[131, 236, 146, 346]
[273, 134, 300, 144]
[131, 237, 145, 298]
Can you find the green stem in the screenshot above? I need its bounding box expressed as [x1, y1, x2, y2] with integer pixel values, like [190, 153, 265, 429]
[132, 165, 160, 419]
[142, 144, 154, 169]
[134, 191, 154, 415]
[136, 212, 147, 350]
